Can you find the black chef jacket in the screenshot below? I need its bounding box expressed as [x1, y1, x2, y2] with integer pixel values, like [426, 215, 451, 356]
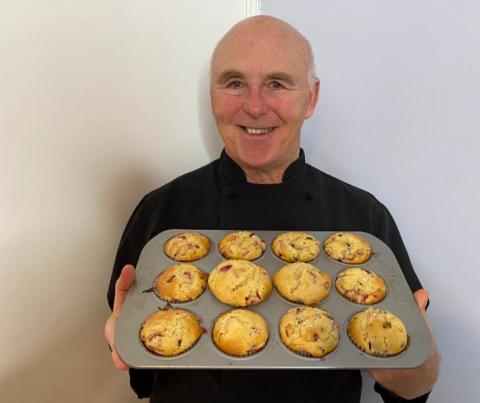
[107, 149, 429, 403]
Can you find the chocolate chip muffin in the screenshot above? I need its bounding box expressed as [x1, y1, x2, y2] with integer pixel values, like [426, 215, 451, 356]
[153, 264, 208, 303]
[272, 232, 320, 263]
[163, 232, 210, 262]
[335, 268, 386, 305]
[218, 231, 266, 260]
[273, 262, 331, 305]
[324, 232, 372, 264]
[347, 307, 408, 356]
[279, 306, 339, 358]
[212, 309, 269, 356]
[139, 307, 205, 356]
[208, 260, 272, 307]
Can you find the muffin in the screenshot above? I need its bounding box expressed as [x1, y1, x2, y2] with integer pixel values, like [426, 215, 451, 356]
[208, 260, 272, 307]
[212, 309, 269, 356]
[218, 231, 266, 260]
[163, 232, 210, 262]
[335, 268, 386, 305]
[324, 232, 372, 264]
[347, 307, 408, 356]
[273, 262, 331, 305]
[153, 264, 208, 303]
[279, 306, 339, 358]
[139, 307, 205, 356]
[272, 232, 320, 263]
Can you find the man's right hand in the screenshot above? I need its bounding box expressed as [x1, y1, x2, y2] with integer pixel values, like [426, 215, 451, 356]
[104, 264, 136, 371]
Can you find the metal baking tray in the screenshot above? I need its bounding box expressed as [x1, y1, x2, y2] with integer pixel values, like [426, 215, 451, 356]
[115, 229, 431, 369]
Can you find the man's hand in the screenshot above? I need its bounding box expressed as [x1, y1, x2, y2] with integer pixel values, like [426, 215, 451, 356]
[104, 265, 136, 371]
[368, 289, 440, 399]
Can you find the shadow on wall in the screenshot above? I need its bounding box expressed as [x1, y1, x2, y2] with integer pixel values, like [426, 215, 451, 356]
[198, 61, 223, 161]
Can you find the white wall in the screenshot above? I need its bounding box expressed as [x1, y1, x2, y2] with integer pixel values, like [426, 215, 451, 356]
[0, 1, 249, 402]
[262, 1, 480, 402]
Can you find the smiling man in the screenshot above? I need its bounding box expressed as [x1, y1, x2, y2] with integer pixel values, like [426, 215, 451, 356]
[106, 16, 438, 403]
[210, 17, 318, 184]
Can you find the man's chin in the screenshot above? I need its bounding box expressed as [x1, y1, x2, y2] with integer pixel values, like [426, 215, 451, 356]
[235, 151, 275, 171]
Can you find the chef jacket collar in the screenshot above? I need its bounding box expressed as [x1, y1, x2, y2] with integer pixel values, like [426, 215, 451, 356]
[218, 149, 307, 188]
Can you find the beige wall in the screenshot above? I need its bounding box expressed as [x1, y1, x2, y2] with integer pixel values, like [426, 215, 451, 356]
[0, 1, 251, 401]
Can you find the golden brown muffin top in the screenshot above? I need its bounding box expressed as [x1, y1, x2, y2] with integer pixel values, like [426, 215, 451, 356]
[218, 231, 266, 260]
[335, 268, 386, 305]
[154, 264, 208, 303]
[208, 260, 272, 307]
[324, 232, 372, 264]
[272, 232, 321, 263]
[139, 307, 205, 357]
[163, 232, 210, 262]
[273, 262, 331, 305]
[212, 309, 269, 356]
[347, 307, 408, 356]
[279, 306, 339, 358]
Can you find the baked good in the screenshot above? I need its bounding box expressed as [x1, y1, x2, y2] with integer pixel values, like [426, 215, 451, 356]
[273, 262, 331, 305]
[323, 232, 372, 264]
[139, 307, 205, 356]
[272, 232, 320, 262]
[154, 264, 208, 303]
[218, 231, 266, 260]
[347, 307, 408, 356]
[279, 306, 339, 358]
[335, 268, 386, 304]
[163, 232, 210, 262]
[208, 259, 272, 307]
[212, 309, 269, 356]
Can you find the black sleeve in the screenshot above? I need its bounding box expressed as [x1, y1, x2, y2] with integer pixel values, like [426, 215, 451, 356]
[375, 203, 423, 293]
[374, 383, 430, 403]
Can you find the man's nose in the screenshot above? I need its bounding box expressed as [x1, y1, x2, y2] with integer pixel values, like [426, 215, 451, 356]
[242, 87, 268, 118]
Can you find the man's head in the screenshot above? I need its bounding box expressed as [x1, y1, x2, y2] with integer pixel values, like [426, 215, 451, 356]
[210, 16, 319, 183]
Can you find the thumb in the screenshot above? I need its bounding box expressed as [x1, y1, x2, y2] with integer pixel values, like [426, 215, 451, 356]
[112, 265, 136, 316]
[413, 288, 429, 313]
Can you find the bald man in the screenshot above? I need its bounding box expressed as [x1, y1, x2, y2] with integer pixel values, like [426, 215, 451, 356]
[106, 16, 438, 403]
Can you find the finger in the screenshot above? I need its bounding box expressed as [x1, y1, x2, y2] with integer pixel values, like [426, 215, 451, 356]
[413, 289, 429, 313]
[104, 315, 115, 345]
[112, 265, 136, 316]
[112, 348, 129, 371]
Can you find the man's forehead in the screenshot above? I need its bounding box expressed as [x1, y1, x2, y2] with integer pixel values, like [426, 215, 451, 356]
[211, 16, 311, 75]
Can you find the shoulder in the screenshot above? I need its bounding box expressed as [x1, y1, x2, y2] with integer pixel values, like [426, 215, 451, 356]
[306, 163, 385, 211]
[141, 158, 220, 207]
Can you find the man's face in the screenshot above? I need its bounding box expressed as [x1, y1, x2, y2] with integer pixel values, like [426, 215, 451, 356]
[210, 23, 319, 180]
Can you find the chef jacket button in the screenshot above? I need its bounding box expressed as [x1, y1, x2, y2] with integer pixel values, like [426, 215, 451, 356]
[228, 192, 237, 200]
[306, 192, 314, 200]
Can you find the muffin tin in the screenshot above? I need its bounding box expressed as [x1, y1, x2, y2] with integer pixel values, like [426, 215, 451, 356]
[115, 229, 431, 369]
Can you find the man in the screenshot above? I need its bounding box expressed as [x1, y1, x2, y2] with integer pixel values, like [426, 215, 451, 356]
[105, 16, 439, 402]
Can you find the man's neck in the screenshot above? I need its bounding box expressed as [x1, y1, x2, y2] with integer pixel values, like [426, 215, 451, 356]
[240, 155, 300, 184]
[244, 169, 284, 184]
[222, 148, 302, 184]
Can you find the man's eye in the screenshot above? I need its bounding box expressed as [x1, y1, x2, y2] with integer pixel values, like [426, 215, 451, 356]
[269, 81, 284, 89]
[226, 81, 243, 89]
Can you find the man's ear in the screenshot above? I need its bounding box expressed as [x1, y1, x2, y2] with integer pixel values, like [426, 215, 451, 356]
[305, 79, 320, 120]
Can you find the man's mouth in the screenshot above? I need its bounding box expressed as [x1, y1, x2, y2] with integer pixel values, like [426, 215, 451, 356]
[241, 126, 275, 135]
